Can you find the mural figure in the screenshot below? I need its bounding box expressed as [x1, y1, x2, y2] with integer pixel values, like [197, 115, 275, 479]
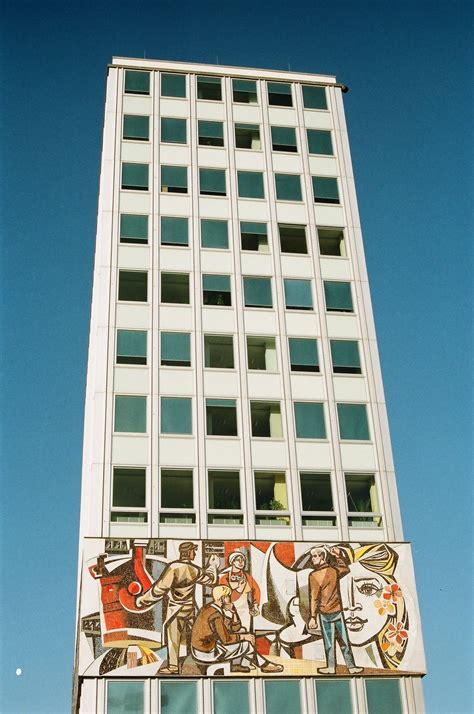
[191, 585, 283, 674]
[307, 545, 362, 674]
[219, 551, 260, 631]
[136, 541, 219, 674]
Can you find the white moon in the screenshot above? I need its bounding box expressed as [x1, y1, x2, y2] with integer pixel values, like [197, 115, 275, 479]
[15, 668, 22, 676]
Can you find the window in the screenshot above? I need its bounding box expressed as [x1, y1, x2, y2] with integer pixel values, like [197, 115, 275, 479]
[235, 123, 261, 149]
[161, 397, 192, 434]
[197, 75, 222, 101]
[124, 70, 150, 95]
[204, 335, 234, 368]
[294, 402, 326, 438]
[254, 471, 290, 525]
[345, 473, 382, 527]
[107, 680, 144, 714]
[198, 120, 224, 147]
[161, 681, 197, 714]
[213, 681, 249, 714]
[233, 79, 258, 104]
[268, 82, 292, 107]
[121, 163, 148, 191]
[161, 72, 186, 98]
[243, 277, 272, 308]
[199, 168, 226, 196]
[302, 84, 327, 110]
[288, 338, 319, 372]
[114, 395, 146, 433]
[315, 680, 352, 714]
[275, 173, 302, 201]
[247, 336, 277, 371]
[265, 681, 301, 714]
[123, 115, 149, 141]
[330, 340, 361, 374]
[208, 470, 242, 524]
[161, 272, 190, 304]
[279, 224, 307, 254]
[202, 274, 231, 306]
[118, 271, 148, 302]
[271, 126, 297, 152]
[284, 278, 313, 310]
[116, 330, 147, 365]
[237, 170, 265, 199]
[312, 176, 340, 204]
[160, 332, 191, 367]
[366, 680, 403, 714]
[307, 129, 333, 155]
[112, 467, 147, 523]
[324, 281, 353, 312]
[206, 399, 238, 436]
[240, 221, 268, 252]
[161, 117, 187, 144]
[201, 219, 228, 249]
[161, 165, 187, 193]
[160, 216, 188, 246]
[120, 214, 148, 245]
[318, 227, 346, 256]
[300, 473, 336, 527]
[160, 469, 194, 524]
[250, 401, 282, 438]
[337, 403, 370, 440]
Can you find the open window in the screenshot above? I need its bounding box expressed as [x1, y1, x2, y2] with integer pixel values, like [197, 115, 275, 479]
[111, 467, 147, 523]
[246, 336, 277, 371]
[235, 123, 261, 150]
[204, 335, 234, 369]
[345, 473, 382, 527]
[233, 79, 258, 104]
[202, 274, 231, 306]
[197, 75, 222, 101]
[267, 82, 292, 107]
[250, 401, 282, 438]
[206, 399, 238, 436]
[161, 272, 190, 304]
[318, 228, 346, 256]
[208, 470, 243, 525]
[279, 224, 307, 254]
[254, 471, 290, 525]
[118, 271, 148, 302]
[160, 469, 195, 524]
[300, 472, 336, 527]
[240, 221, 268, 252]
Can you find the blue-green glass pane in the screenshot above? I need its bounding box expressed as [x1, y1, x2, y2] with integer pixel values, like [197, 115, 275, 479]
[240, 221, 267, 235]
[161, 332, 190, 362]
[265, 681, 301, 714]
[315, 680, 352, 714]
[214, 681, 249, 714]
[123, 115, 149, 140]
[124, 70, 150, 95]
[161, 73, 186, 98]
[198, 120, 224, 139]
[237, 171, 264, 198]
[289, 338, 318, 367]
[324, 281, 353, 311]
[161, 681, 197, 714]
[275, 174, 302, 201]
[366, 680, 403, 714]
[330, 340, 360, 368]
[307, 129, 333, 155]
[117, 330, 147, 358]
[161, 217, 188, 246]
[161, 166, 187, 189]
[203, 274, 230, 291]
[107, 681, 144, 714]
[284, 279, 313, 309]
[201, 219, 228, 249]
[337, 403, 370, 440]
[122, 163, 148, 189]
[206, 399, 236, 407]
[243, 277, 272, 307]
[115, 396, 146, 433]
[271, 126, 297, 148]
[120, 214, 148, 243]
[302, 85, 327, 109]
[312, 176, 339, 202]
[233, 79, 256, 93]
[268, 82, 291, 94]
[199, 169, 226, 195]
[294, 402, 326, 438]
[161, 117, 187, 144]
[161, 397, 192, 434]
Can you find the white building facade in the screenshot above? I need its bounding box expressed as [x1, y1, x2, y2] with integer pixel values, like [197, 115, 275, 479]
[73, 57, 426, 714]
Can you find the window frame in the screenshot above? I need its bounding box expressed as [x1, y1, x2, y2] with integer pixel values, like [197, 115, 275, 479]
[118, 270, 148, 303]
[288, 337, 319, 373]
[200, 218, 229, 250]
[237, 170, 265, 199]
[123, 114, 150, 142]
[330, 339, 362, 374]
[317, 227, 347, 257]
[206, 398, 238, 437]
[160, 216, 189, 247]
[254, 470, 291, 526]
[124, 70, 150, 95]
[204, 334, 235, 369]
[250, 400, 283, 439]
[160, 272, 190, 305]
[198, 120, 225, 147]
[160, 165, 188, 194]
[160, 469, 195, 524]
[121, 162, 149, 191]
[160, 396, 193, 435]
[202, 274, 232, 307]
[160, 72, 187, 98]
[246, 336, 278, 372]
[240, 221, 268, 252]
[160, 116, 187, 145]
[344, 472, 383, 528]
[271, 125, 298, 153]
[337, 403, 371, 441]
[306, 128, 334, 156]
[243, 276, 273, 309]
[275, 173, 303, 202]
[278, 223, 308, 254]
[312, 175, 340, 204]
[234, 122, 261, 150]
[299, 471, 336, 528]
[160, 331, 191, 367]
[116, 329, 147, 366]
[207, 469, 243, 524]
[119, 213, 148, 245]
[114, 395, 147, 434]
[302, 84, 328, 110]
[267, 81, 293, 107]
[283, 278, 314, 311]
[111, 467, 148, 524]
[232, 78, 258, 105]
[197, 75, 222, 102]
[199, 167, 227, 197]
[324, 280, 354, 313]
[293, 401, 327, 440]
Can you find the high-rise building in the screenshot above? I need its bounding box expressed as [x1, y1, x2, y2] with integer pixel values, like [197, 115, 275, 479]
[73, 57, 426, 714]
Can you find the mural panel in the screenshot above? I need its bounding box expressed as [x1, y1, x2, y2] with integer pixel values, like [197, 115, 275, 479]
[77, 538, 425, 678]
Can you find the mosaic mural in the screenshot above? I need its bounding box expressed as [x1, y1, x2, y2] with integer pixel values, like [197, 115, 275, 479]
[77, 539, 425, 678]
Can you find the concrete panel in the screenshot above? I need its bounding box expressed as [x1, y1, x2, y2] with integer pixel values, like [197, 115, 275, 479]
[121, 141, 152, 162]
[284, 311, 320, 336]
[196, 101, 226, 120]
[159, 98, 189, 117]
[159, 144, 191, 165]
[200, 250, 233, 273]
[205, 439, 243, 466]
[268, 107, 297, 125]
[276, 202, 308, 224]
[201, 308, 236, 333]
[240, 252, 273, 276]
[271, 154, 303, 174]
[114, 367, 150, 394]
[116, 304, 150, 329]
[247, 372, 283, 399]
[203, 370, 239, 396]
[250, 440, 289, 468]
[289, 375, 326, 400]
[122, 95, 153, 114]
[326, 314, 360, 339]
[159, 247, 193, 272]
[159, 369, 195, 396]
[303, 110, 333, 129]
[340, 443, 377, 470]
[197, 147, 228, 167]
[295, 441, 333, 469]
[197, 196, 230, 218]
[280, 255, 313, 277]
[159, 437, 196, 465]
[232, 104, 261, 123]
[112, 435, 149, 464]
[159, 194, 192, 215]
[234, 150, 265, 171]
[333, 376, 368, 402]
[320, 256, 352, 280]
[243, 309, 277, 335]
[119, 191, 151, 213]
[312, 204, 345, 226]
[118, 245, 150, 270]
[158, 307, 193, 331]
[308, 156, 338, 176]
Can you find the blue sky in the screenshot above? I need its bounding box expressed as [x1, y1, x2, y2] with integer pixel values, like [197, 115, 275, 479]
[1, 1, 472, 712]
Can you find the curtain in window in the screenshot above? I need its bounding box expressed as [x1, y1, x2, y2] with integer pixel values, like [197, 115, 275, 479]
[201, 219, 228, 249]
[122, 163, 149, 189]
[337, 404, 370, 440]
[294, 402, 326, 439]
[244, 277, 272, 307]
[200, 169, 226, 194]
[366, 680, 403, 714]
[312, 176, 339, 202]
[161, 681, 197, 714]
[117, 330, 147, 359]
[198, 120, 224, 141]
[161, 332, 190, 363]
[120, 214, 148, 242]
[268, 82, 291, 94]
[271, 126, 297, 149]
[161, 166, 187, 190]
[284, 279, 313, 309]
[289, 338, 318, 367]
[161, 216, 188, 245]
[206, 399, 236, 408]
[203, 274, 230, 292]
[240, 221, 267, 236]
[123, 115, 149, 140]
[233, 79, 257, 93]
[237, 171, 264, 198]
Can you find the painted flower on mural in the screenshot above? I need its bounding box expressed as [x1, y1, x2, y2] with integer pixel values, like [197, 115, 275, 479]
[382, 621, 409, 655]
[375, 584, 403, 615]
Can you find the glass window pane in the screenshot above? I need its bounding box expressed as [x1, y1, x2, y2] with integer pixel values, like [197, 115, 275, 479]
[124, 70, 150, 95]
[161, 470, 194, 509]
[268, 82, 293, 106]
[161, 681, 197, 714]
[161, 397, 192, 434]
[197, 76, 222, 101]
[120, 214, 148, 244]
[199, 168, 226, 195]
[233, 78, 258, 103]
[161, 166, 187, 191]
[243, 277, 272, 307]
[302, 85, 327, 109]
[289, 338, 318, 371]
[201, 219, 228, 249]
[271, 126, 297, 151]
[265, 681, 300, 714]
[366, 680, 403, 714]
[107, 681, 144, 714]
[123, 115, 149, 141]
[284, 279, 313, 309]
[279, 224, 307, 253]
[208, 470, 241, 510]
[307, 129, 333, 155]
[337, 403, 370, 440]
[235, 123, 261, 149]
[114, 396, 146, 433]
[161, 73, 186, 98]
[214, 681, 249, 714]
[237, 171, 264, 199]
[118, 271, 147, 302]
[198, 120, 224, 146]
[161, 216, 188, 246]
[240, 221, 268, 251]
[161, 332, 191, 366]
[294, 402, 326, 438]
[300, 473, 333, 511]
[203, 274, 231, 292]
[161, 272, 189, 304]
[122, 163, 148, 190]
[315, 680, 352, 714]
[324, 281, 353, 311]
[313, 176, 339, 203]
[161, 117, 187, 144]
[117, 330, 147, 364]
[330, 340, 361, 373]
[113, 468, 146, 508]
[268, 81, 292, 95]
[204, 335, 234, 368]
[275, 174, 302, 201]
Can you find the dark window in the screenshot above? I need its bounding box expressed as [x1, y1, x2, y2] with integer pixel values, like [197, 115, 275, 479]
[199, 168, 226, 196]
[202, 274, 231, 306]
[240, 221, 268, 251]
[121, 163, 148, 190]
[271, 126, 297, 152]
[204, 335, 234, 368]
[318, 227, 346, 256]
[118, 271, 147, 301]
[233, 79, 258, 104]
[197, 75, 222, 101]
[161, 272, 190, 304]
[235, 123, 261, 149]
[161, 165, 187, 193]
[124, 70, 150, 95]
[123, 115, 149, 141]
[161, 73, 186, 98]
[268, 82, 292, 107]
[198, 120, 224, 147]
[206, 399, 238, 436]
[279, 224, 307, 254]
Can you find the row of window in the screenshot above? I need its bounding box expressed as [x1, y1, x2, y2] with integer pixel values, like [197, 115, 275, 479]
[107, 677, 403, 714]
[114, 396, 371, 441]
[118, 271, 355, 313]
[121, 215, 346, 257]
[124, 69, 329, 110]
[124, 114, 334, 156]
[112, 467, 381, 529]
[118, 331, 362, 375]
[121, 163, 340, 203]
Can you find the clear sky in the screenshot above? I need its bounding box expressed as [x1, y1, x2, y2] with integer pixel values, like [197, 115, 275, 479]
[1, 1, 472, 712]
